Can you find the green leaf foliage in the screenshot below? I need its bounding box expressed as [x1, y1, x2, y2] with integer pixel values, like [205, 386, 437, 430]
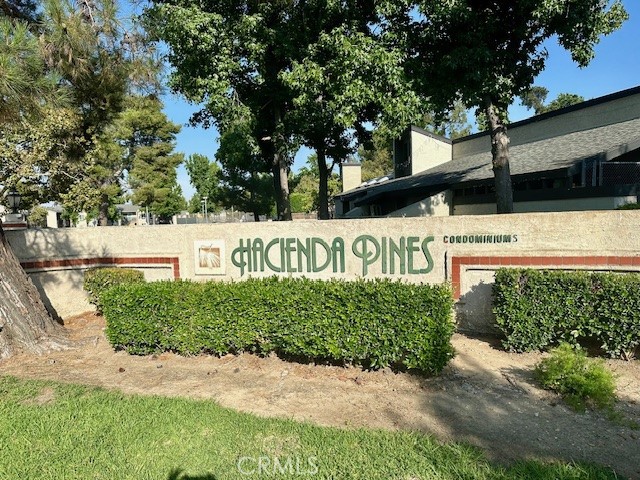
[83, 267, 145, 314]
[213, 123, 276, 218]
[616, 202, 640, 210]
[144, 0, 429, 220]
[101, 277, 455, 374]
[535, 343, 616, 412]
[493, 269, 640, 359]
[520, 86, 585, 116]
[405, 1, 627, 114]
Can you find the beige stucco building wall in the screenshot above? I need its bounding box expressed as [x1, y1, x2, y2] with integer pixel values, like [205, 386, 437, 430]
[453, 89, 640, 158]
[453, 195, 637, 216]
[410, 129, 452, 174]
[7, 210, 640, 331]
[340, 163, 363, 193]
[387, 191, 452, 217]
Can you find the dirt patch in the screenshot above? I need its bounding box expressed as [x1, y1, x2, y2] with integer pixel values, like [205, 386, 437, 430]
[21, 387, 56, 406]
[1, 312, 639, 478]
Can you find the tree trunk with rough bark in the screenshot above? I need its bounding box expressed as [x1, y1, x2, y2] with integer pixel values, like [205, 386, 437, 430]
[98, 192, 110, 226]
[271, 106, 291, 221]
[270, 152, 292, 221]
[277, 153, 291, 221]
[0, 224, 69, 359]
[484, 96, 514, 214]
[317, 148, 330, 220]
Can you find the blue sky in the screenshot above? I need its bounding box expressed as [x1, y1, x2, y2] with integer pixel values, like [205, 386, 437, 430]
[164, 1, 640, 201]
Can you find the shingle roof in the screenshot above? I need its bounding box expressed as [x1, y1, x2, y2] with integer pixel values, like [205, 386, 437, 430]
[117, 204, 141, 214]
[339, 117, 640, 205]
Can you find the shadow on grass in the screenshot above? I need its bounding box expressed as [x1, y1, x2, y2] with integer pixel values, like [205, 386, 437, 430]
[167, 468, 218, 480]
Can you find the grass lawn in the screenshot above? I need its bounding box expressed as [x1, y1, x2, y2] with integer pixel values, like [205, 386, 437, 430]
[0, 376, 619, 480]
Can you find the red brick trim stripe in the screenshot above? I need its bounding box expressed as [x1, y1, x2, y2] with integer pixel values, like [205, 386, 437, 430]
[451, 255, 640, 299]
[20, 256, 181, 280]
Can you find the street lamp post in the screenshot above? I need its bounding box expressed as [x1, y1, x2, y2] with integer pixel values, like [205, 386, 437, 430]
[6, 191, 21, 213]
[202, 196, 208, 223]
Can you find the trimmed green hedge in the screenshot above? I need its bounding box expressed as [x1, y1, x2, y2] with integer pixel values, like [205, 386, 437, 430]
[84, 267, 145, 314]
[101, 277, 455, 374]
[493, 269, 640, 359]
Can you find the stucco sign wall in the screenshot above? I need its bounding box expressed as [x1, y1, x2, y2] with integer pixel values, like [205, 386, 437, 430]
[6, 211, 640, 330]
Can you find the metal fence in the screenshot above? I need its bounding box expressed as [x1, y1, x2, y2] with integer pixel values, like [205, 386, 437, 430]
[175, 211, 266, 224]
[601, 161, 640, 187]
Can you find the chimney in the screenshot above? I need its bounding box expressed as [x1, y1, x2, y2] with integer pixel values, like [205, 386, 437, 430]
[340, 162, 362, 193]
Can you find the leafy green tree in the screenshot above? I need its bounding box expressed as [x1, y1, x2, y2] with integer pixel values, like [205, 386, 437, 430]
[60, 94, 185, 226]
[422, 101, 473, 140]
[403, 0, 628, 213]
[26, 205, 48, 228]
[146, 0, 425, 221]
[521, 87, 585, 115]
[184, 153, 221, 214]
[214, 121, 275, 221]
[358, 130, 393, 183]
[40, 0, 161, 224]
[1, 107, 85, 212]
[59, 130, 127, 225]
[145, 0, 299, 220]
[290, 155, 340, 215]
[543, 93, 585, 114]
[520, 86, 550, 115]
[0, 0, 160, 358]
[0, 0, 73, 358]
[282, 23, 425, 219]
[134, 181, 185, 222]
[124, 96, 186, 222]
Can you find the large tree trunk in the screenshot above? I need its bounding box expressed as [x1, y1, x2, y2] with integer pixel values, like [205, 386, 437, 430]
[98, 192, 110, 226]
[277, 153, 291, 221]
[271, 153, 292, 221]
[0, 224, 68, 359]
[271, 106, 292, 221]
[484, 96, 514, 214]
[317, 148, 330, 220]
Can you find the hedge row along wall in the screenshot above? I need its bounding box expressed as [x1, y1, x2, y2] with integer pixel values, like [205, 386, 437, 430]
[83, 268, 145, 314]
[493, 269, 640, 359]
[101, 277, 455, 374]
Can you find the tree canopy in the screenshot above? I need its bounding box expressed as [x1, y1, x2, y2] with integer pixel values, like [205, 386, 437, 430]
[1, 0, 181, 224]
[184, 153, 222, 214]
[290, 154, 340, 216]
[145, 0, 427, 220]
[214, 122, 275, 221]
[521, 87, 585, 115]
[126, 96, 186, 222]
